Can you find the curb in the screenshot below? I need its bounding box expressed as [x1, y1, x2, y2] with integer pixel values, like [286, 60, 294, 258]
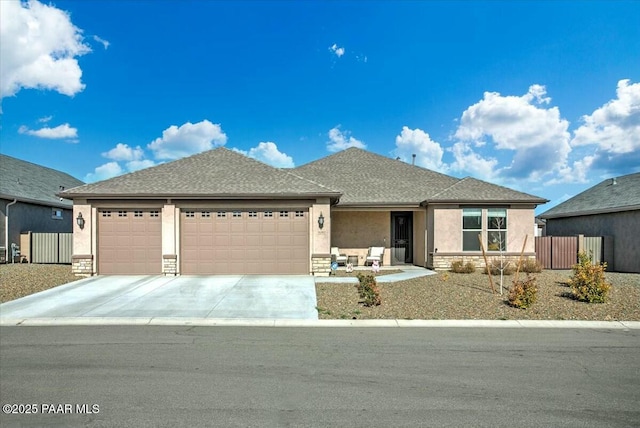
[1, 318, 639, 329]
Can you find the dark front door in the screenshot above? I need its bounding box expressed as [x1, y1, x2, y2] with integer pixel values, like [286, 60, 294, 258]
[391, 212, 412, 264]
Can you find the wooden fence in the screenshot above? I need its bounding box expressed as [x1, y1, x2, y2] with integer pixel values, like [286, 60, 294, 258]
[534, 235, 613, 270]
[19, 232, 73, 264]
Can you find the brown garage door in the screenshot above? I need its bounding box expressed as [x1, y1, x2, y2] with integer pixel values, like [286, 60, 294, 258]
[181, 209, 309, 274]
[98, 209, 162, 274]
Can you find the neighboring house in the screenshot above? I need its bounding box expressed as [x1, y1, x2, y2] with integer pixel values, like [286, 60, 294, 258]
[539, 172, 640, 273]
[0, 154, 84, 262]
[60, 147, 547, 276]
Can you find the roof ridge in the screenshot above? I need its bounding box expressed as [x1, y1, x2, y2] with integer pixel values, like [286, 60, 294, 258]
[284, 170, 341, 193]
[429, 176, 467, 199]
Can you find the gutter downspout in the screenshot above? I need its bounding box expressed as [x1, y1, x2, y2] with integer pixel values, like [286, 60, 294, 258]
[5, 199, 17, 263]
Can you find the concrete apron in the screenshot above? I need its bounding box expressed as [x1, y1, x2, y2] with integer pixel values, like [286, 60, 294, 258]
[0, 275, 319, 322]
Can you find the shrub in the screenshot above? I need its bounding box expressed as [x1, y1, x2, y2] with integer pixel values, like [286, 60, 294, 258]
[568, 252, 611, 303]
[520, 258, 543, 273]
[450, 260, 476, 273]
[484, 259, 515, 276]
[508, 274, 538, 309]
[356, 273, 381, 307]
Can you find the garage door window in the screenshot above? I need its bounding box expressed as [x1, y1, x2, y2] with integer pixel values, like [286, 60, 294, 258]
[264, 211, 273, 218]
[295, 211, 304, 217]
[185, 211, 195, 218]
[217, 212, 226, 218]
[248, 211, 257, 218]
[233, 211, 242, 218]
[279, 211, 289, 217]
[118, 211, 127, 217]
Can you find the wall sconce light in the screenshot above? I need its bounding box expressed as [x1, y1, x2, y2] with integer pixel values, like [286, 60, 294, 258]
[76, 212, 85, 230]
[318, 212, 325, 229]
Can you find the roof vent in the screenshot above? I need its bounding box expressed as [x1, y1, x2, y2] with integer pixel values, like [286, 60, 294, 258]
[611, 177, 617, 185]
[412, 154, 416, 165]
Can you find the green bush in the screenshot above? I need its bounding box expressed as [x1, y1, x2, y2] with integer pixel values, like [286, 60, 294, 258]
[450, 260, 476, 273]
[569, 252, 611, 303]
[484, 259, 515, 275]
[508, 274, 538, 309]
[356, 273, 381, 307]
[520, 258, 543, 273]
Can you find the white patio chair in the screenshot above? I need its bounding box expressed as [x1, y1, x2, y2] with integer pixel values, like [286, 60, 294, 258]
[331, 247, 348, 266]
[365, 246, 385, 266]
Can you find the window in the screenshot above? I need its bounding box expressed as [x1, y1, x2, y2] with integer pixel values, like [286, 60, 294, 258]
[52, 208, 63, 220]
[232, 211, 242, 218]
[118, 211, 127, 217]
[248, 211, 258, 218]
[202, 211, 211, 218]
[264, 211, 273, 218]
[217, 211, 226, 218]
[462, 209, 481, 251]
[185, 211, 195, 218]
[295, 210, 304, 217]
[279, 211, 289, 217]
[134, 211, 143, 217]
[487, 208, 507, 251]
[102, 211, 111, 217]
[150, 211, 159, 217]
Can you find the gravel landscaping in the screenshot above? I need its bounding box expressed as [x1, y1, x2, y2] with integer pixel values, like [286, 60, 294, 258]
[0, 264, 78, 303]
[316, 270, 640, 321]
[2, 264, 638, 321]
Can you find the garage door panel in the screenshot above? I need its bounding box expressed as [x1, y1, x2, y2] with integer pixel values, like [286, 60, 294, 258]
[98, 210, 162, 275]
[181, 208, 309, 274]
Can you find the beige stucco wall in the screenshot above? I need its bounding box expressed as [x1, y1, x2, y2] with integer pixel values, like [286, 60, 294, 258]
[73, 203, 92, 255]
[161, 204, 177, 256]
[413, 210, 426, 266]
[331, 211, 390, 265]
[310, 199, 331, 257]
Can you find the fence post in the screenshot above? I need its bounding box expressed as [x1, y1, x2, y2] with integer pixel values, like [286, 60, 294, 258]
[577, 234, 584, 256]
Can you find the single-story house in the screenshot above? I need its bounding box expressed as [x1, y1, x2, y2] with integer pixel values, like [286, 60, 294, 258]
[60, 147, 547, 276]
[539, 172, 640, 273]
[0, 154, 84, 263]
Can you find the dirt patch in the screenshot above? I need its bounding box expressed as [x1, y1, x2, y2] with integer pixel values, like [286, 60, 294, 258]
[0, 264, 78, 303]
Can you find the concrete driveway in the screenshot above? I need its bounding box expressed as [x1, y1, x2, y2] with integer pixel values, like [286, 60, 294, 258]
[0, 275, 318, 321]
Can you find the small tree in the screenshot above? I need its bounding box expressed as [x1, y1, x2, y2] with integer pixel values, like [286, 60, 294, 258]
[487, 215, 509, 295]
[569, 252, 611, 303]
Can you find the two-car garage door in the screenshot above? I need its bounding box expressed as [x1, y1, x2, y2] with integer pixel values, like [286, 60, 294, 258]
[181, 208, 309, 274]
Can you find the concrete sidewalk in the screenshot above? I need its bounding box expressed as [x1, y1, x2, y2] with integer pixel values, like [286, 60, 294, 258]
[315, 265, 436, 283]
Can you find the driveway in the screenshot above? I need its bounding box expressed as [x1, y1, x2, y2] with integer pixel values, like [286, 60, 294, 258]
[0, 275, 318, 321]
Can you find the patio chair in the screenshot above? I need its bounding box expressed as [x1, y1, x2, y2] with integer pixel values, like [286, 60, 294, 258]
[331, 247, 348, 266]
[365, 246, 385, 266]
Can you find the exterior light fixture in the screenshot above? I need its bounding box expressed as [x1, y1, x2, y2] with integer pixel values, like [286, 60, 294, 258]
[76, 212, 85, 230]
[318, 212, 325, 229]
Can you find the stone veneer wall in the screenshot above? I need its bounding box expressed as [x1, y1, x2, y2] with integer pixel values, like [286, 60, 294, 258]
[430, 254, 537, 271]
[311, 254, 331, 276]
[163, 254, 178, 276]
[72, 255, 93, 276]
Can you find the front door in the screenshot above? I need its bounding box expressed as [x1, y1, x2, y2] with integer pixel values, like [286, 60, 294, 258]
[391, 212, 412, 264]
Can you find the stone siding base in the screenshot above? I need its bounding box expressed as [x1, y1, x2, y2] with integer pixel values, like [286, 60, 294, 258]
[429, 253, 537, 271]
[163, 254, 178, 276]
[72, 255, 94, 277]
[311, 254, 331, 277]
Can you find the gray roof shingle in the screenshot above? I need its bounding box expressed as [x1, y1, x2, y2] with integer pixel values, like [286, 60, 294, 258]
[60, 147, 340, 199]
[294, 148, 547, 206]
[539, 172, 640, 219]
[0, 154, 84, 207]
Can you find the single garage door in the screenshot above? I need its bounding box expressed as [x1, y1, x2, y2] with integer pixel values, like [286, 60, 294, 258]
[98, 209, 162, 274]
[181, 208, 309, 274]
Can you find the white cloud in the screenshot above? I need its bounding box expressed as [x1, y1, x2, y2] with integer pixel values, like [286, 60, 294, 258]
[18, 123, 78, 139]
[329, 43, 345, 58]
[148, 120, 227, 160]
[102, 143, 144, 162]
[449, 142, 499, 180]
[247, 142, 294, 168]
[571, 79, 640, 173]
[126, 159, 156, 172]
[84, 162, 122, 183]
[38, 115, 52, 123]
[92, 35, 110, 49]
[550, 155, 595, 184]
[326, 126, 366, 152]
[0, 0, 91, 99]
[393, 126, 446, 172]
[454, 84, 571, 180]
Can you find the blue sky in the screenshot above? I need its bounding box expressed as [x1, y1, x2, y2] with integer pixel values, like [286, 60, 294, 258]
[1, 1, 639, 214]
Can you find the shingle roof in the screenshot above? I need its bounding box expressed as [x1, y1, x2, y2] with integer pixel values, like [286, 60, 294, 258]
[0, 154, 84, 207]
[60, 147, 340, 199]
[429, 177, 548, 203]
[294, 148, 546, 206]
[539, 172, 640, 219]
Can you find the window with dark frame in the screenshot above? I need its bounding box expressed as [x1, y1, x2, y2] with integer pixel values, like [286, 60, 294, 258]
[462, 208, 482, 251]
[487, 208, 507, 251]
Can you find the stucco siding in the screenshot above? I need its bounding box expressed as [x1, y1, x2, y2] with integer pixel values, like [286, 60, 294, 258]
[331, 211, 390, 265]
[545, 210, 640, 273]
[413, 210, 426, 266]
[506, 207, 535, 253]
